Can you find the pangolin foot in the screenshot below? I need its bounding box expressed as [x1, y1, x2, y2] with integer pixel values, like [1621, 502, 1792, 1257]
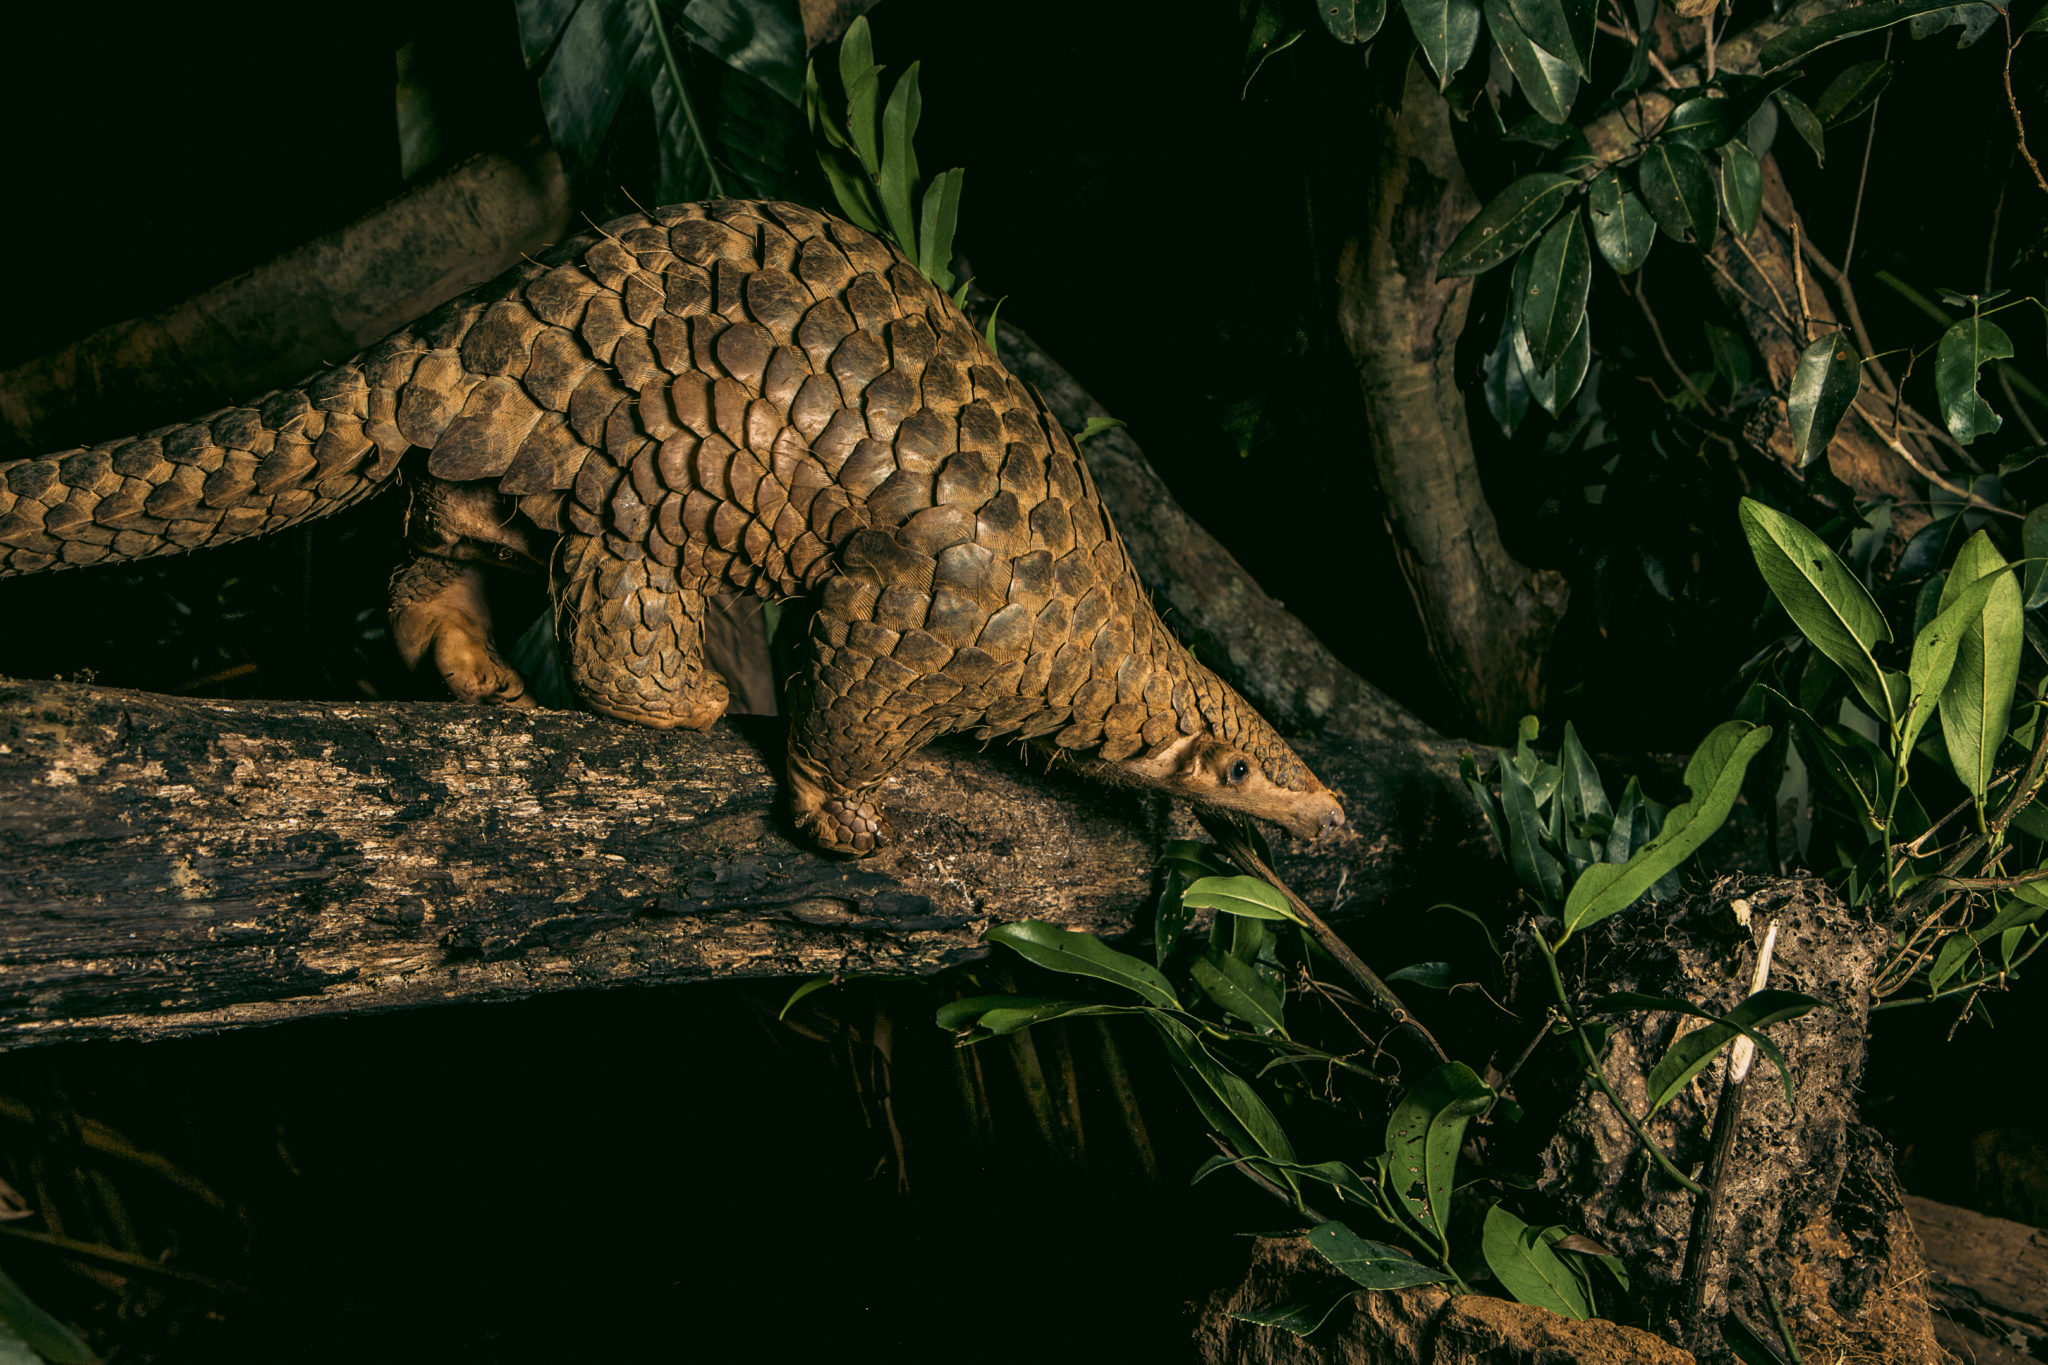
[799, 795, 894, 857]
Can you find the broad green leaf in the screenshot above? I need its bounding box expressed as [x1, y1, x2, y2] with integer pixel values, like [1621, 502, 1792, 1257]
[1517, 210, 1593, 375]
[1588, 170, 1654, 273]
[1786, 333, 1864, 467]
[1760, 0, 1965, 68]
[1614, 988, 1822, 1111]
[1757, 685, 1879, 823]
[1306, 1220, 1455, 1289]
[837, 14, 881, 170]
[0, 1266, 96, 1365]
[1901, 564, 2013, 769]
[1936, 317, 2015, 445]
[1241, 6, 1305, 95]
[916, 166, 964, 291]
[1321, 0, 1391, 42]
[1074, 416, 1127, 443]
[1938, 534, 2023, 808]
[1229, 1292, 1359, 1337]
[934, 994, 1150, 1037]
[1637, 144, 1719, 247]
[1161, 839, 1229, 882]
[1721, 139, 1762, 237]
[1384, 1061, 1494, 1238]
[1929, 932, 1974, 990]
[1661, 73, 1803, 150]
[1514, 310, 1591, 415]
[779, 975, 833, 1019]
[1183, 874, 1302, 923]
[1505, 0, 1594, 76]
[985, 920, 1180, 1007]
[1815, 59, 1892, 127]
[877, 62, 924, 253]
[1482, 1203, 1590, 1319]
[1484, 311, 1533, 435]
[1500, 750, 1566, 903]
[1386, 961, 1455, 988]
[1196, 1154, 1378, 1207]
[1462, 750, 1511, 853]
[1485, 0, 1580, 123]
[1774, 89, 1826, 164]
[1438, 173, 1577, 278]
[1152, 1013, 1298, 1177]
[1560, 722, 1774, 937]
[1606, 776, 1648, 862]
[1559, 720, 1612, 822]
[1193, 955, 1289, 1037]
[1403, 0, 1484, 89]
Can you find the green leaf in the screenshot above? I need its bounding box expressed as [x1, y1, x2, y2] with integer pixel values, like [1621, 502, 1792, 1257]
[1229, 1292, 1359, 1337]
[1403, 0, 1484, 89]
[916, 166, 964, 292]
[1756, 685, 1879, 823]
[1306, 1220, 1455, 1289]
[1485, 0, 1580, 123]
[1505, 0, 1594, 76]
[1938, 534, 2023, 807]
[778, 975, 833, 1019]
[1587, 170, 1655, 273]
[1606, 988, 1822, 1111]
[1514, 310, 1591, 416]
[1074, 416, 1128, 443]
[1152, 1013, 1298, 1175]
[1517, 210, 1593, 375]
[1662, 73, 1803, 150]
[934, 994, 1150, 1036]
[1384, 1061, 1494, 1238]
[1559, 721, 1612, 825]
[1500, 750, 1566, 903]
[982, 294, 1005, 361]
[1936, 316, 2016, 445]
[837, 14, 881, 169]
[1193, 955, 1290, 1037]
[1721, 139, 1762, 237]
[877, 61, 924, 254]
[1320, 0, 1391, 42]
[1161, 839, 1231, 882]
[1183, 874, 1302, 923]
[1438, 173, 1577, 278]
[1482, 1204, 1591, 1319]
[1637, 144, 1719, 247]
[1759, 0, 1966, 68]
[985, 920, 1180, 1008]
[1814, 59, 1892, 127]
[1560, 722, 1774, 937]
[0, 1266, 96, 1365]
[1774, 89, 1826, 165]
[1387, 961, 1455, 988]
[1156, 866, 1191, 967]
[1786, 333, 1865, 468]
[1903, 560, 2015, 772]
[1242, 8, 1306, 96]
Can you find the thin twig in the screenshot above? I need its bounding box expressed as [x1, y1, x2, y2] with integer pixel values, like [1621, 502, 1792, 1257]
[2008, 12, 2048, 198]
[1841, 31, 1891, 276]
[1851, 403, 2016, 517]
[1793, 227, 1901, 402]
[1627, 274, 1717, 411]
[1792, 220, 1815, 343]
[1200, 815, 1451, 1064]
[0, 1225, 251, 1298]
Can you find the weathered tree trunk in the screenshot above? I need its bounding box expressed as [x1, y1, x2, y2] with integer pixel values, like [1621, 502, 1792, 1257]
[1335, 62, 1569, 744]
[0, 676, 1488, 1047]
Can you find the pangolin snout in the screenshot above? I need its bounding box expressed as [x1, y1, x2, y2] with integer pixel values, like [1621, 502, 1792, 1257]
[1278, 791, 1345, 841]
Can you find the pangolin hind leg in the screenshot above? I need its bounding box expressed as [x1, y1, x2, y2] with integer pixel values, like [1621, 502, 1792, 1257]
[555, 533, 730, 730]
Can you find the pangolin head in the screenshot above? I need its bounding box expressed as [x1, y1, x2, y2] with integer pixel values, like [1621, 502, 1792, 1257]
[1101, 668, 1344, 841]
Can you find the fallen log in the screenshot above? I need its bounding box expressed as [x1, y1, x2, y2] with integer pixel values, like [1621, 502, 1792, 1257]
[0, 677, 1488, 1048]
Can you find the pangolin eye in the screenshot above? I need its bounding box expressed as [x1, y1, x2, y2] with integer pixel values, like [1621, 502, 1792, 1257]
[1227, 758, 1251, 784]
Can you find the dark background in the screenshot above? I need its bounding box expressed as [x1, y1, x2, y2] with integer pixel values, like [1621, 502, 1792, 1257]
[2, 2, 2045, 1359]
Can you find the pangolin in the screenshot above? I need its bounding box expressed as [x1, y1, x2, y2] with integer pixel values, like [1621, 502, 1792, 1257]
[0, 200, 1344, 855]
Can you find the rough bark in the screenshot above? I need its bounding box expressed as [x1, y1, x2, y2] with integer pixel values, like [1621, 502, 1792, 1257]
[0, 138, 574, 461]
[0, 675, 1488, 1048]
[1335, 61, 1569, 744]
[1905, 1194, 2048, 1363]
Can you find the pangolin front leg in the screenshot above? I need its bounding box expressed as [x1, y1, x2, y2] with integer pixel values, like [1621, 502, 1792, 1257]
[556, 531, 731, 730]
[390, 555, 535, 707]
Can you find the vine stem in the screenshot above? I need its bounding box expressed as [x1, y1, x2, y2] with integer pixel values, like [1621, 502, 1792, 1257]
[1537, 938, 1705, 1195]
[2008, 12, 2048, 198]
[1200, 816, 1451, 1064]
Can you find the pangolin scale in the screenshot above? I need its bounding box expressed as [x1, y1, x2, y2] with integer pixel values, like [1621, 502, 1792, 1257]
[0, 199, 1342, 854]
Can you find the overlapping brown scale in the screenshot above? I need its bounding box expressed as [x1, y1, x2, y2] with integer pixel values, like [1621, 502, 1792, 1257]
[427, 377, 545, 481]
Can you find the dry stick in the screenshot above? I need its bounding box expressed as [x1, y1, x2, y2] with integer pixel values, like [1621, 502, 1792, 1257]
[0, 1224, 250, 1298]
[1841, 32, 1890, 277]
[2008, 13, 2048, 198]
[1628, 275, 1717, 411]
[1198, 815, 1451, 1065]
[1851, 402, 2015, 517]
[1790, 226, 1903, 404]
[1680, 918, 1781, 1330]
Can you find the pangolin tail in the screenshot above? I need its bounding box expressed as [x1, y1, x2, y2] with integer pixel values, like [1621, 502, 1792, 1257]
[0, 337, 432, 577]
